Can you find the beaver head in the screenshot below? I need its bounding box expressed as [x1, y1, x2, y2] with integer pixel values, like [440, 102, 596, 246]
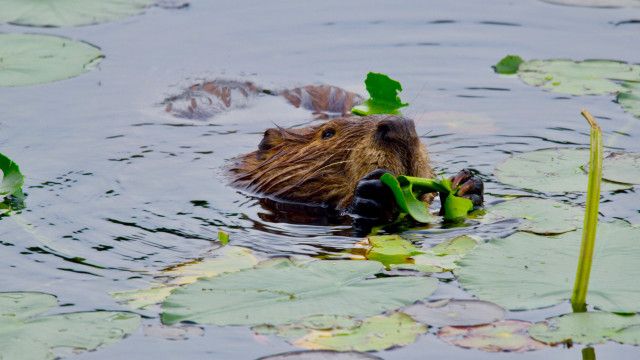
[230, 115, 434, 209]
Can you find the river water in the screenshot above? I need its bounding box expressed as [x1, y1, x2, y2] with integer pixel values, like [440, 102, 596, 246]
[0, 0, 639, 358]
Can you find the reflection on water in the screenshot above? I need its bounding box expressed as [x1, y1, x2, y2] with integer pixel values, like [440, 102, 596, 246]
[1, 0, 639, 358]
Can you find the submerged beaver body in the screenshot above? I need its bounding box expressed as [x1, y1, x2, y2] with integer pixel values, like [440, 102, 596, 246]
[231, 115, 435, 211]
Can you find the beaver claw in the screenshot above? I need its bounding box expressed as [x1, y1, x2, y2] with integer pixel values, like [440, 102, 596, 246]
[443, 168, 484, 209]
[348, 169, 397, 222]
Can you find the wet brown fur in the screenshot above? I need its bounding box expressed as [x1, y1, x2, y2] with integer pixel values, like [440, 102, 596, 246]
[230, 115, 434, 210]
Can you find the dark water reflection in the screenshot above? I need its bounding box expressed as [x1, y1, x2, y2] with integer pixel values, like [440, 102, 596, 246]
[1, 0, 639, 358]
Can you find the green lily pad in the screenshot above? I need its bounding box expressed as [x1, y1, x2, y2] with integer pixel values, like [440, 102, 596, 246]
[257, 350, 383, 360]
[540, 0, 640, 8]
[518, 59, 640, 96]
[495, 148, 631, 193]
[438, 320, 546, 352]
[403, 299, 506, 327]
[254, 315, 361, 342]
[0, 34, 103, 87]
[294, 313, 426, 352]
[354, 235, 424, 267]
[601, 152, 640, 185]
[494, 55, 524, 75]
[161, 260, 438, 326]
[0, 292, 140, 360]
[0, 0, 154, 27]
[529, 312, 640, 346]
[0, 152, 24, 198]
[391, 235, 478, 273]
[112, 245, 259, 309]
[618, 82, 640, 118]
[484, 198, 583, 235]
[351, 72, 408, 116]
[456, 221, 640, 312]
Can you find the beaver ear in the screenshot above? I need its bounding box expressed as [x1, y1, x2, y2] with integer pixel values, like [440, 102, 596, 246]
[258, 128, 283, 151]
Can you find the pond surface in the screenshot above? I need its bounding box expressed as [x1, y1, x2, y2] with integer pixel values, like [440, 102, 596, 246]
[1, 0, 639, 358]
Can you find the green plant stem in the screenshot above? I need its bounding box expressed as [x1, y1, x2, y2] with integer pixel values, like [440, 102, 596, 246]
[582, 347, 596, 360]
[571, 110, 602, 313]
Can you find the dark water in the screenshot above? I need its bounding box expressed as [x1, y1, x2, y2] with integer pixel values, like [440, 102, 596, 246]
[1, 0, 639, 358]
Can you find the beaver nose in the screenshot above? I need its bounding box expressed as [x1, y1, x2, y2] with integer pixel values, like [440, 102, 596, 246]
[375, 118, 417, 143]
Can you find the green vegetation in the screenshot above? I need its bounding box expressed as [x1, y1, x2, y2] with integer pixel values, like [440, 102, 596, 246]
[0, 34, 103, 87]
[484, 198, 583, 235]
[494, 55, 524, 74]
[351, 72, 408, 116]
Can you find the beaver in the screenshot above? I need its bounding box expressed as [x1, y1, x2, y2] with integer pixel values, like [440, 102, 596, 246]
[230, 114, 483, 229]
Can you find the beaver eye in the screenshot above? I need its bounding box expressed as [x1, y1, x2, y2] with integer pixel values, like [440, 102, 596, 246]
[322, 128, 335, 140]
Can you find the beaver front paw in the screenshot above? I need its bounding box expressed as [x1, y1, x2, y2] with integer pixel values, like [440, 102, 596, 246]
[441, 169, 484, 211]
[348, 169, 398, 223]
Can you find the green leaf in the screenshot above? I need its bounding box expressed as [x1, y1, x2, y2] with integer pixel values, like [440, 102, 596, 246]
[257, 351, 383, 360]
[438, 320, 546, 352]
[529, 312, 640, 346]
[495, 148, 631, 193]
[517, 59, 640, 96]
[351, 72, 408, 116]
[456, 221, 640, 312]
[161, 260, 437, 326]
[356, 235, 424, 267]
[484, 198, 583, 235]
[0, 292, 140, 360]
[391, 235, 478, 273]
[600, 152, 640, 185]
[112, 245, 259, 309]
[494, 55, 524, 75]
[380, 173, 435, 223]
[0, 0, 153, 27]
[618, 81, 640, 120]
[0, 152, 24, 198]
[403, 299, 506, 327]
[0, 34, 103, 87]
[294, 313, 426, 352]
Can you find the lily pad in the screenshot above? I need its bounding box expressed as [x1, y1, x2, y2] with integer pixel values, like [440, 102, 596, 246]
[351, 72, 408, 116]
[294, 313, 426, 352]
[112, 245, 259, 309]
[257, 350, 383, 360]
[494, 55, 524, 75]
[354, 235, 423, 267]
[254, 315, 361, 341]
[0, 292, 141, 360]
[392, 235, 478, 273]
[495, 148, 631, 193]
[456, 221, 640, 312]
[403, 299, 506, 327]
[438, 320, 546, 352]
[618, 81, 640, 118]
[540, 0, 640, 8]
[0, 34, 103, 87]
[0, 152, 24, 198]
[601, 152, 640, 185]
[529, 312, 640, 346]
[161, 260, 438, 326]
[0, 0, 153, 27]
[484, 198, 583, 235]
[518, 59, 640, 96]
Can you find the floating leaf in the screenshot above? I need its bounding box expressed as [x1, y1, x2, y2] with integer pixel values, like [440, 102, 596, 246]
[355, 235, 423, 267]
[601, 152, 640, 185]
[112, 246, 259, 309]
[0, 34, 103, 87]
[484, 198, 583, 235]
[0, 152, 24, 198]
[618, 81, 640, 118]
[438, 320, 546, 352]
[294, 313, 426, 352]
[254, 315, 361, 342]
[0, 292, 140, 360]
[494, 55, 524, 75]
[517, 59, 640, 96]
[529, 312, 640, 346]
[161, 260, 437, 326]
[495, 148, 631, 193]
[0, 0, 153, 27]
[257, 350, 383, 360]
[456, 221, 640, 312]
[403, 299, 506, 327]
[351, 72, 408, 116]
[540, 0, 640, 8]
[391, 235, 478, 273]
